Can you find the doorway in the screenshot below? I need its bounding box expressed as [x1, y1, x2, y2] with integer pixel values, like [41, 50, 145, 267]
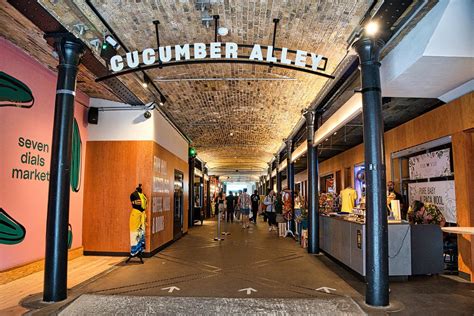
[173, 170, 184, 240]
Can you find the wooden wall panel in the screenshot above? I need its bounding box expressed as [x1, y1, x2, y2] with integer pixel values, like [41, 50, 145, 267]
[149, 142, 189, 252]
[83, 141, 188, 254]
[452, 131, 474, 279]
[83, 141, 153, 253]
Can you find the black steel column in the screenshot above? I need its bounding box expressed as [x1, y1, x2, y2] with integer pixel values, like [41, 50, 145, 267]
[276, 156, 282, 193]
[206, 178, 211, 218]
[353, 37, 388, 307]
[304, 110, 319, 254]
[286, 139, 295, 230]
[43, 37, 84, 302]
[188, 156, 195, 228]
[269, 164, 274, 192]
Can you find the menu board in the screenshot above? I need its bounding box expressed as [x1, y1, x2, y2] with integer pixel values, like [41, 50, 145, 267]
[408, 180, 456, 223]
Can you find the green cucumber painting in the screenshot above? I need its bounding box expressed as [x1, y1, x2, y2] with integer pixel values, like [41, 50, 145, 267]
[0, 208, 26, 245]
[71, 118, 82, 192]
[0, 71, 34, 108]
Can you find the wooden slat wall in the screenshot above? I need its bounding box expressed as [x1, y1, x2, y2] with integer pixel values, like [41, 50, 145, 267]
[149, 142, 189, 251]
[318, 92, 474, 279]
[452, 131, 474, 278]
[83, 141, 188, 254]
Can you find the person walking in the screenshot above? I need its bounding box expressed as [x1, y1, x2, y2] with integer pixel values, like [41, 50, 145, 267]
[250, 190, 260, 224]
[235, 190, 242, 221]
[239, 188, 251, 228]
[264, 190, 277, 231]
[226, 191, 235, 223]
[217, 191, 226, 220]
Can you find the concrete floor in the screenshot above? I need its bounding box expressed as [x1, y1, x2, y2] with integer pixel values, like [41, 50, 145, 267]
[28, 218, 474, 315]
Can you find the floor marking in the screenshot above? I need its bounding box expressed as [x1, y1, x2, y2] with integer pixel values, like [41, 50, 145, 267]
[238, 287, 257, 295]
[316, 287, 336, 294]
[161, 286, 180, 293]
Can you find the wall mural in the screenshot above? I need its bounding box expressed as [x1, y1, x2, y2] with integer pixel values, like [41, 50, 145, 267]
[71, 118, 82, 192]
[0, 208, 26, 245]
[0, 71, 32, 245]
[0, 71, 34, 108]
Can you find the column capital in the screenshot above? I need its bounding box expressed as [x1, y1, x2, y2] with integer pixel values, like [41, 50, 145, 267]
[52, 36, 85, 67]
[352, 37, 385, 64]
[303, 109, 315, 127]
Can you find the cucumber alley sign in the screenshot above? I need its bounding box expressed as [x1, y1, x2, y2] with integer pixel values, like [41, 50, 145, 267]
[97, 42, 334, 81]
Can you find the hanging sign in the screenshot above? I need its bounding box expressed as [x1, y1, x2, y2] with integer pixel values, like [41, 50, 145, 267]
[104, 42, 330, 78]
[409, 148, 451, 180]
[408, 180, 456, 223]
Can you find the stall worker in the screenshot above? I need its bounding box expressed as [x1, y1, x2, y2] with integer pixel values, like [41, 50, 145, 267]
[408, 200, 446, 227]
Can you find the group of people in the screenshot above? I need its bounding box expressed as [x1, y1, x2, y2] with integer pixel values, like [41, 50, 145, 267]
[214, 189, 260, 228]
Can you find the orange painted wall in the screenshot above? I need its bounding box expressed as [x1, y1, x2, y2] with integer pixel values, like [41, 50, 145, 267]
[82, 141, 188, 254]
[319, 92, 474, 279]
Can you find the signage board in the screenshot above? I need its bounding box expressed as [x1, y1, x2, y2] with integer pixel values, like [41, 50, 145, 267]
[408, 180, 456, 223]
[108, 42, 326, 74]
[409, 148, 451, 180]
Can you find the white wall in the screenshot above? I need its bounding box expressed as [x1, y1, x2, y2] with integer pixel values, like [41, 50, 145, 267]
[88, 98, 189, 161]
[380, 0, 474, 99]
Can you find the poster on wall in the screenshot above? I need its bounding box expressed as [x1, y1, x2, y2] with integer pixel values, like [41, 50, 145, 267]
[152, 197, 162, 213]
[408, 181, 456, 223]
[153, 156, 161, 173]
[163, 196, 171, 211]
[157, 216, 164, 232]
[409, 149, 451, 180]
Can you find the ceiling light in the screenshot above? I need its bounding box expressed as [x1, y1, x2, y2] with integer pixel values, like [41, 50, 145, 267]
[365, 21, 379, 37]
[217, 27, 229, 36]
[333, 132, 337, 135]
[230, 132, 234, 136]
[142, 81, 148, 88]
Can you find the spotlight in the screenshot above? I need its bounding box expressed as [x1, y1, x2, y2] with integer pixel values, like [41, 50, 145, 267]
[159, 94, 166, 106]
[142, 77, 149, 88]
[217, 27, 229, 36]
[144, 111, 152, 119]
[365, 21, 379, 37]
[104, 35, 120, 50]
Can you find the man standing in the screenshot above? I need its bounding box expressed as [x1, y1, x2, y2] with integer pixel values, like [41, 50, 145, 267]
[250, 190, 260, 224]
[239, 188, 251, 228]
[387, 181, 404, 218]
[226, 191, 235, 223]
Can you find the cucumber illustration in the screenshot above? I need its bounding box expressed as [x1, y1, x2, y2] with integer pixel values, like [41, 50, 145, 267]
[0, 71, 34, 108]
[0, 208, 26, 245]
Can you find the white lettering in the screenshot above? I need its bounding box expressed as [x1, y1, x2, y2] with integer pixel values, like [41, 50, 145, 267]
[225, 42, 238, 58]
[175, 44, 190, 61]
[311, 53, 323, 71]
[194, 43, 207, 59]
[294, 50, 307, 67]
[249, 44, 263, 61]
[110, 55, 124, 72]
[142, 48, 156, 65]
[280, 47, 291, 65]
[126, 51, 140, 68]
[266, 46, 277, 63]
[210, 42, 221, 58]
[159, 46, 172, 62]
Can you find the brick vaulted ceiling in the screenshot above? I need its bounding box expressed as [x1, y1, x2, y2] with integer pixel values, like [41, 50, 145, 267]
[5, 0, 374, 179]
